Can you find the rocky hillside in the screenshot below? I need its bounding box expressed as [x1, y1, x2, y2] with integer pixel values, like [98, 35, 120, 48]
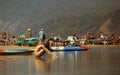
[40, 10, 120, 38]
[0, 0, 120, 38]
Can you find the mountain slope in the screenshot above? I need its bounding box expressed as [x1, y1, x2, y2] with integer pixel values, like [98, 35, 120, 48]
[0, 0, 120, 38]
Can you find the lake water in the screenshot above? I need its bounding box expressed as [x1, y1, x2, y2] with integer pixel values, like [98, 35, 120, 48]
[0, 45, 120, 75]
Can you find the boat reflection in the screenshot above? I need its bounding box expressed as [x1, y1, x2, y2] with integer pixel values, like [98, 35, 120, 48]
[0, 56, 33, 75]
[0, 46, 120, 75]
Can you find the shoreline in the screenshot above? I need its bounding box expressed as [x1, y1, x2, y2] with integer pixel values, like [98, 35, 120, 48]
[0, 45, 35, 50]
[0, 45, 120, 50]
[83, 44, 120, 48]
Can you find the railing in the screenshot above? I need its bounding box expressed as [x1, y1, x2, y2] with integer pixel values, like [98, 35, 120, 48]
[49, 40, 70, 46]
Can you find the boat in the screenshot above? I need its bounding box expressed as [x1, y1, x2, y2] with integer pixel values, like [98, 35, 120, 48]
[27, 39, 38, 46]
[49, 46, 88, 51]
[17, 38, 38, 46]
[0, 49, 33, 55]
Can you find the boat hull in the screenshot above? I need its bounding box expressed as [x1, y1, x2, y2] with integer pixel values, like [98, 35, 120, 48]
[50, 46, 88, 51]
[0, 49, 33, 55]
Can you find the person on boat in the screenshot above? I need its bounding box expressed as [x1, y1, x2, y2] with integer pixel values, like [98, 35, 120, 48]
[27, 28, 32, 38]
[0, 32, 9, 45]
[47, 34, 55, 46]
[39, 28, 45, 43]
[34, 41, 57, 58]
[10, 36, 18, 45]
[100, 32, 104, 39]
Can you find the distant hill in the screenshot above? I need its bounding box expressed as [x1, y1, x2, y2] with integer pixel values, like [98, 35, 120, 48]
[40, 10, 120, 38]
[0, 0, 120, 39]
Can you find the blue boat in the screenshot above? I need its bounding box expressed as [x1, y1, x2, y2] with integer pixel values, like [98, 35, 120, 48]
[0, 49, 33, 55]
[49, 46, 88, 51]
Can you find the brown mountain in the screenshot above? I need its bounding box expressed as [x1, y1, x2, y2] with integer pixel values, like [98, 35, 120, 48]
[0, 0, 120, 38]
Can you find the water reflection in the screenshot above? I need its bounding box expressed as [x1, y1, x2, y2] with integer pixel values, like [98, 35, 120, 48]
[35, 57, 52, 73]
[0, 56, 33, 75]
[0, 46, 120, 75]
[52, 48, 120, 75]
[0, 57, 7, 75]
[51, 51, 90, 74]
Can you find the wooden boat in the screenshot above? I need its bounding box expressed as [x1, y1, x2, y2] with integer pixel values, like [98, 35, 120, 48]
[0, 49, 33, 55]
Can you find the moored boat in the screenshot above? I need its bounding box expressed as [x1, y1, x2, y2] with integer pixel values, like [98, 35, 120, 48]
[0, 49, 33, 55]
[49, 46, 88, 51]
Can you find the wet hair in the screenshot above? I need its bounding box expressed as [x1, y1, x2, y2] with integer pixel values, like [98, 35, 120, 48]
[12, 36, 16, 38]
[43, 41, 50, 49]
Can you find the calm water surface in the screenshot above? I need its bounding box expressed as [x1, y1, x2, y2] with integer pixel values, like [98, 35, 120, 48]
[0, 46, 120, 75]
